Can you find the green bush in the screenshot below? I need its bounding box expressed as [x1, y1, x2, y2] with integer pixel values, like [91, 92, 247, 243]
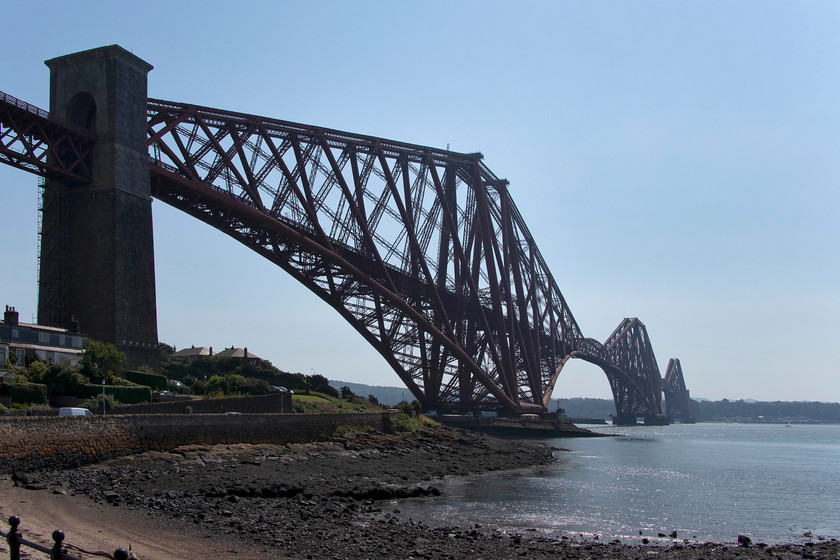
[80, 394, 116, 414]
[124, 369, 168, 390]
[3, 382, 48, 405]
[201, 374, 270, 396]
[388, 412, 423, 433]
[80, 340, 126, 381]
[26, 361, 49, 382]
[315, 383, 339, 398]
[30, 364, 87, 396]
[228, 375, 270, 395]
[332, 423, 377, 437]
[162, 355, 312, 394]
[398, 400, 413, 416]
[80, 384, 152, 404]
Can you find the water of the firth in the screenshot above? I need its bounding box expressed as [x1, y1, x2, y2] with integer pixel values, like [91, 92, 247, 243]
[399, 423, 840, 543]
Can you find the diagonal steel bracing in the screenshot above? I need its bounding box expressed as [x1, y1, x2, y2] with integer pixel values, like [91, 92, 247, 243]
[145, 99, 583, 412]
[0, 91, 94, 183]
[602, 318, 665, 418]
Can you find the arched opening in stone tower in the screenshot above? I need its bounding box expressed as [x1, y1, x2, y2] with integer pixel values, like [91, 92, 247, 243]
[67, 91, 96, 131]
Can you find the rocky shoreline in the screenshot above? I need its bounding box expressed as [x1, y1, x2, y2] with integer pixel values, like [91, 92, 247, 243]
[15, 425, 840, 559]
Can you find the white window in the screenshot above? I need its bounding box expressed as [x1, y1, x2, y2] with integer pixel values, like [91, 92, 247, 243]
[39, 331, 50, 344]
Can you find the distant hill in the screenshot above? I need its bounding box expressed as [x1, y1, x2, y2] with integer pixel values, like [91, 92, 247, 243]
[328, 381, 409, 407]
[693, 399, 840, 423]
[330, 380, 615, 418]
[331, 381, 840, 423]
[551, 398, 616, 420]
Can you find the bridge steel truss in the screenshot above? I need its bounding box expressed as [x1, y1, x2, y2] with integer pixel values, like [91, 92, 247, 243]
[663, 358, 694, 422]
[570, 318, 665, 421]
[145, 99, 584, 413]
[0, 91, 94, 183]
[0, 88, 688, 416]
[602, 318, 665, 420]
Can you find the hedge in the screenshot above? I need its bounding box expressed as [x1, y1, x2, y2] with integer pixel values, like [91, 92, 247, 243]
[124, 370, 168, 390]
[80, 384, 152, 405]
[1, 382, 48, 405]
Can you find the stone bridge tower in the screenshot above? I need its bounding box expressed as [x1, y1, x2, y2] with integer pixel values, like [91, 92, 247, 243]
[38, 45, 159, 369]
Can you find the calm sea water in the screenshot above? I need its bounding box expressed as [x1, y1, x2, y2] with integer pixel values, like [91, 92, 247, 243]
[398, 423, 840, 543]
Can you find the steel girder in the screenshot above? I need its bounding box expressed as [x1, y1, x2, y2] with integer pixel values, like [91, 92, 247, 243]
[663, 358, 693, 421]
[0, 90, 94, 183]
[146, 99, 583, 412]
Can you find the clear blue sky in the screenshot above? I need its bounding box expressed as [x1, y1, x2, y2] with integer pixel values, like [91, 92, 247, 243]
[2, 1, 838, 402]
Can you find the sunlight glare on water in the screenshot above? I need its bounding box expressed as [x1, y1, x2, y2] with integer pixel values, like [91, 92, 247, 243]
[397, 423, 840, 543]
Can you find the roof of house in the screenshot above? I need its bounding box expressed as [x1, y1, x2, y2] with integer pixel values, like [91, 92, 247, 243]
[171, 346, 212, 358]
[214, 347, 260, 360]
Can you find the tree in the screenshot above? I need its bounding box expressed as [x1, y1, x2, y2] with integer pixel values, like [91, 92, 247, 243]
[398, 400, 413, 416]
[340, 386, 354, 399]
[80, 340, 126, 382]
[308, 373, 330, 389]
[316, 383, 339, 398]
[204, 375, 229, 396]
[26, 360, 49, 382]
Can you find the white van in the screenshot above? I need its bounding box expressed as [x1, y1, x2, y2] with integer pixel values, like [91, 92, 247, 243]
[58, 407, 93, 417]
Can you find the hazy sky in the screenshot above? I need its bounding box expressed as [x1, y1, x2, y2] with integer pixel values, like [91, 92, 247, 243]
[2, 1, 837, 402]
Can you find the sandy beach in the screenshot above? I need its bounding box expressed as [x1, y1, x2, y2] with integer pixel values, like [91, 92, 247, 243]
[1, 425, 836, 560]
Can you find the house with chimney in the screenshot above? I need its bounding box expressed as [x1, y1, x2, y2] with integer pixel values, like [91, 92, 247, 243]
[0, 305, 88, 367]
[215, 346, 261, 366]
[169, 346, 261, 366]
[170, 345, 214, 360]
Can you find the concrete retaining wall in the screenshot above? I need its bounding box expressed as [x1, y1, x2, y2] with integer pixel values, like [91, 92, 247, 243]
[0, 412, 392, 474]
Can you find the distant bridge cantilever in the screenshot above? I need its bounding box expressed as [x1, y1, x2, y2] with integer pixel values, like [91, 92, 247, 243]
[663, 358, 694, 423]
[564, 319, 666, 423]
[0, 45, 691, 417]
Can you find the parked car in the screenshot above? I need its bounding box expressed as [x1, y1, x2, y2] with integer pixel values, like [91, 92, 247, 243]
[58, 407, 93, 417]
[270, 386, 292, 394]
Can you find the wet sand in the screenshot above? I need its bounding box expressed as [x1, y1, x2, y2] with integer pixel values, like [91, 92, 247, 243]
[1, 425, 836, 559]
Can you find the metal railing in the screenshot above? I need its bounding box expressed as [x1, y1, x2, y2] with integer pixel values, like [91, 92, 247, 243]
[0, 90, 50, 120]
[0, 516, 129, 560]
[0, 89, 95, 139]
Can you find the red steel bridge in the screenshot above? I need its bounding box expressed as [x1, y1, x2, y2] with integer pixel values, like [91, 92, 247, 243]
[0, 47, 693, 422]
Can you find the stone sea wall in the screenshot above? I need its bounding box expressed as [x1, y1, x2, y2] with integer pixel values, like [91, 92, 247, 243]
[0, 412, 392, 473]
[111, 392, 293, 415]
[42, 393, 293, 415]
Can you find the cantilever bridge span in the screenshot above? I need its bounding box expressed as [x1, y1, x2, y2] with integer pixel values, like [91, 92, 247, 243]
[0, 46, 691, 420]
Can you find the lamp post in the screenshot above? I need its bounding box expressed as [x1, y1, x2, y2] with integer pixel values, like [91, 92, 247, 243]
[102, 378, 106, 415]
